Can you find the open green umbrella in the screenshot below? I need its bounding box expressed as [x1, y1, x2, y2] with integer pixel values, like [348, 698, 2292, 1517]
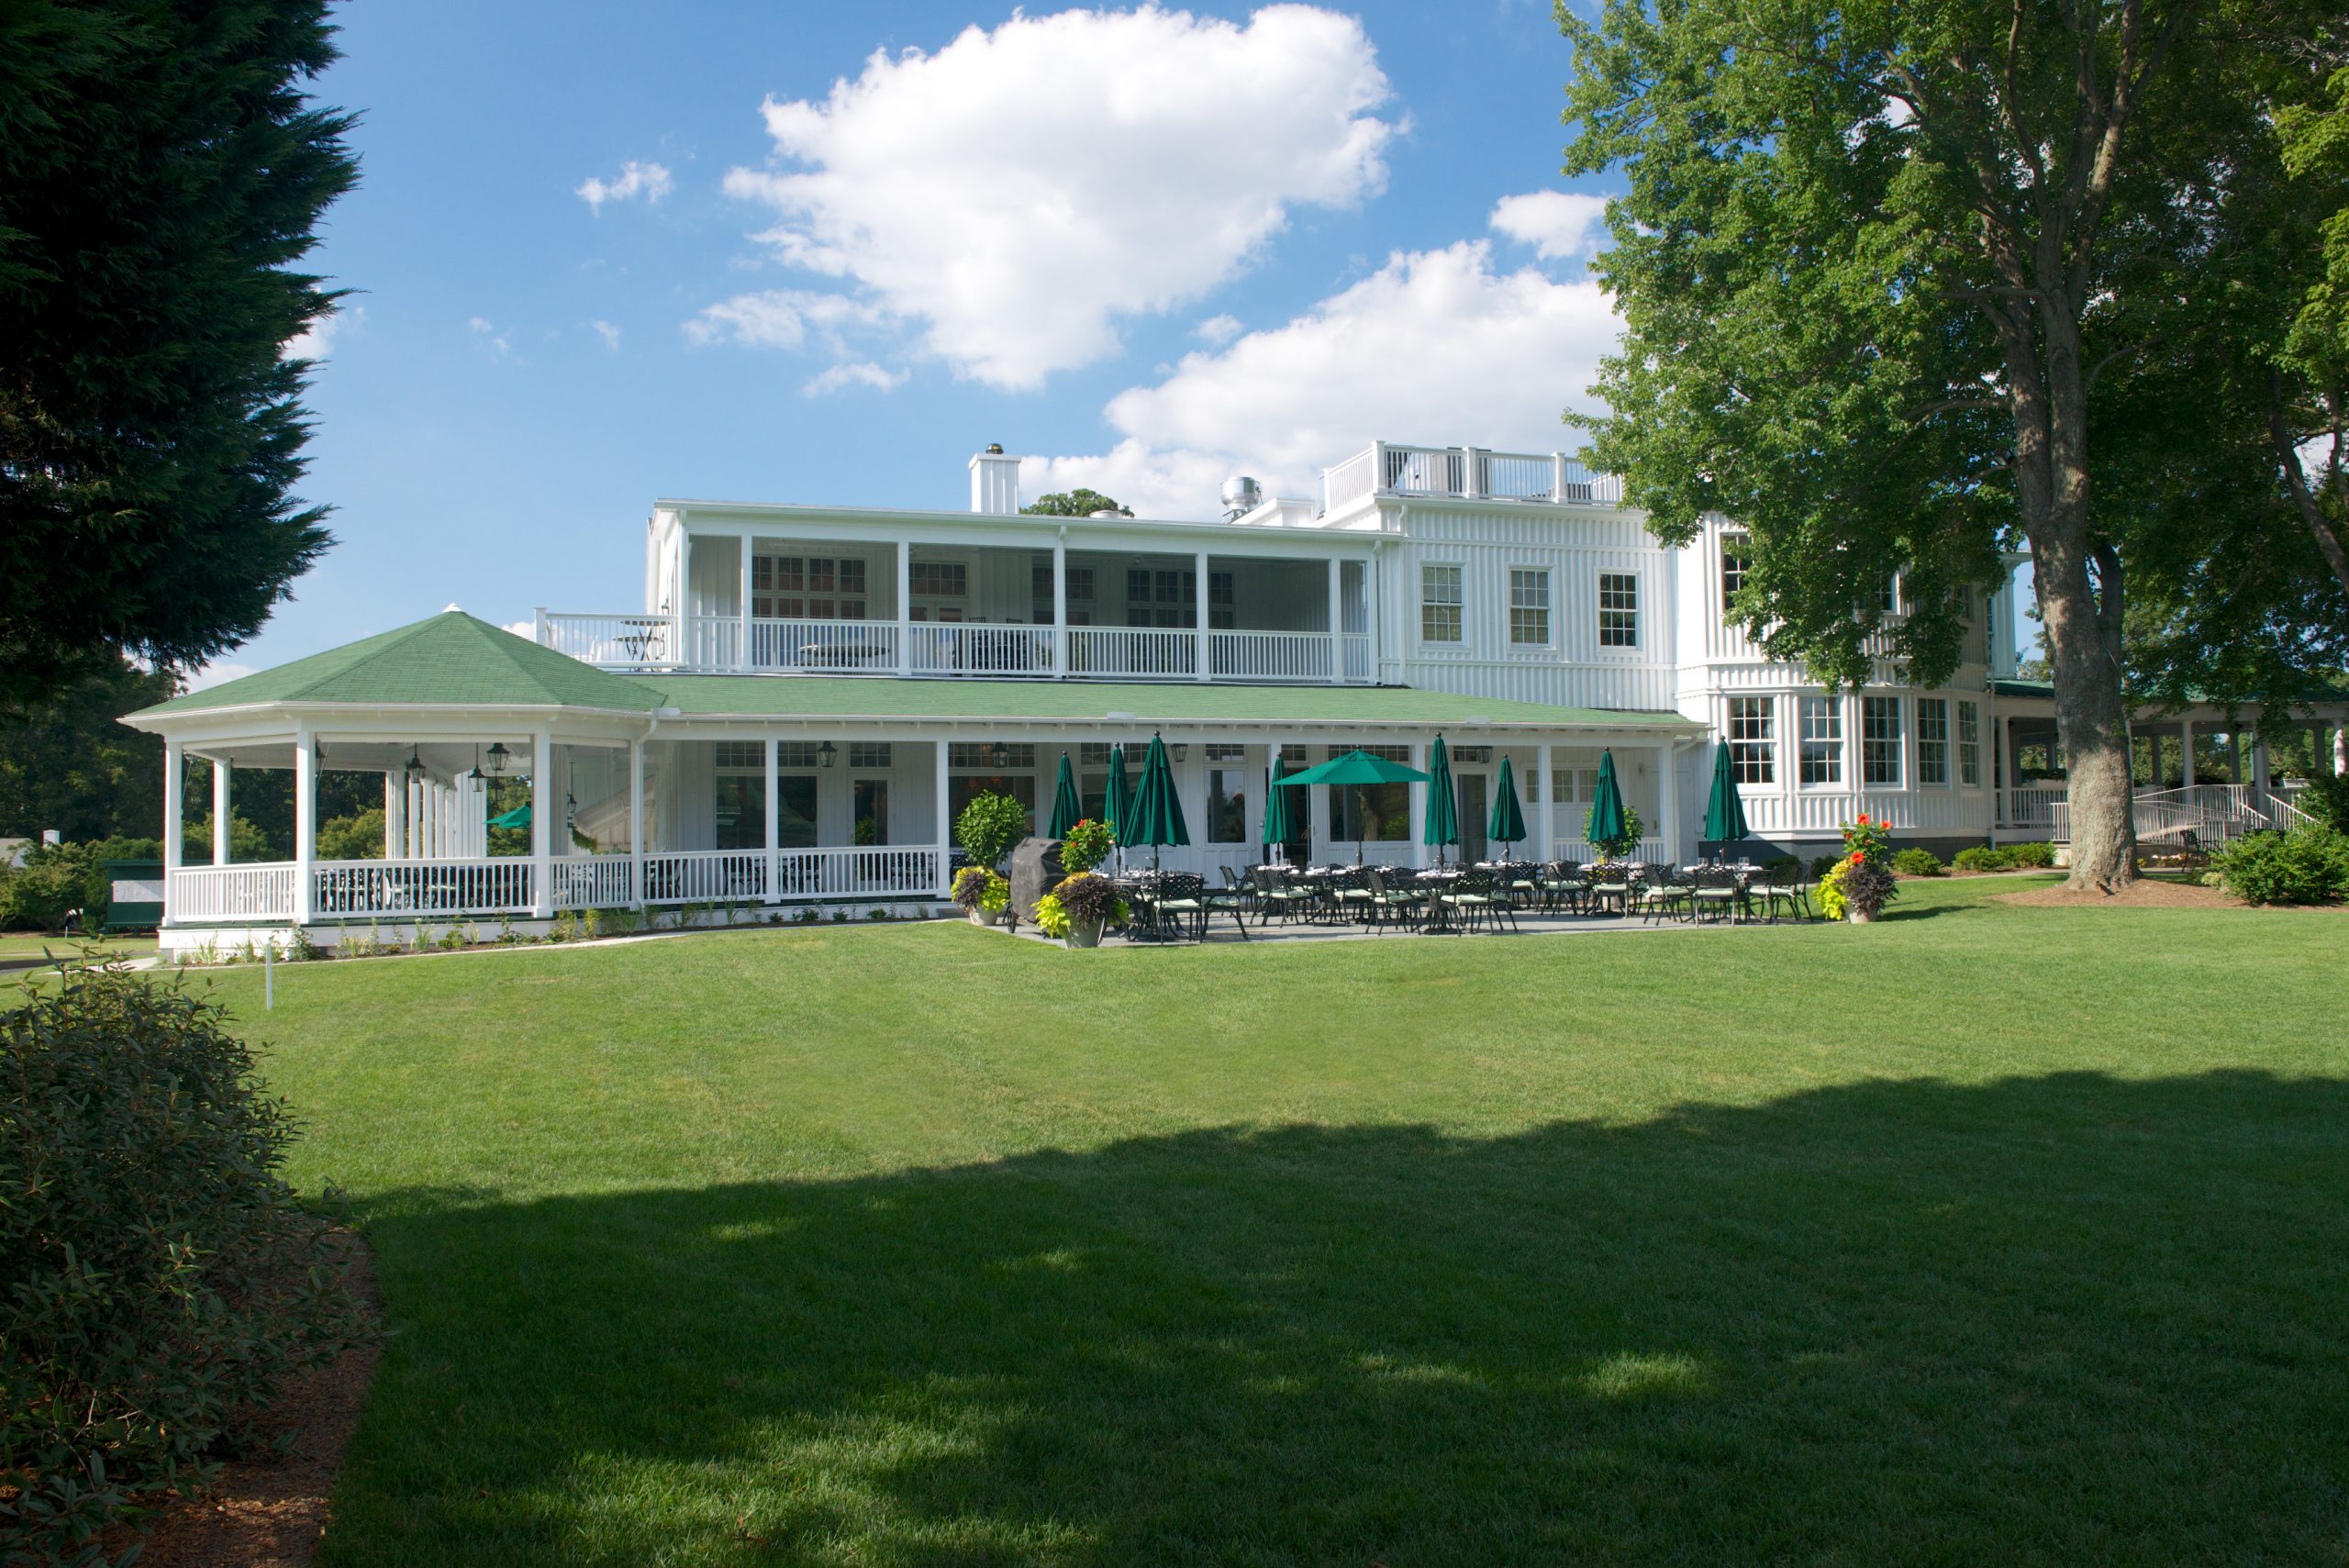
[1701, 740, 1750, 852]
[1262, 753, 1297, 858]
[488, 803, 531, 829]
[1275, 748, 1431, 863]
[1047, 751, 1084, 838]
[1119, 731, 1190, 867]
[1489, 754, 1528, 855]
[1586, 749, 1628, 859]
[1423, 734, 1460, 862]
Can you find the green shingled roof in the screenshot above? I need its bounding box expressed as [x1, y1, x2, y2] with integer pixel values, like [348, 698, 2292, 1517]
[639, 674, 1691, 729]
[132, 612, 661, 717]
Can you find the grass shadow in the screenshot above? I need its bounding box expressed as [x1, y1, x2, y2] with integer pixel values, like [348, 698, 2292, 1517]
[329, 1071, 2349, 1566]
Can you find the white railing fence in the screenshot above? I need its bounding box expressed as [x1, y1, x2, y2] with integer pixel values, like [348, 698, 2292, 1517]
[312, 857, 535, 917]
[1998, 784, 2069, 828]
[1210, 629, 1333, 682]
[907, 624, 1054, 677]
[552, 855, 636, 910]
[538, 613, 677, 670]
[750, 618, 900, 673]
[169, 864, 297, 921]
[1070, 627, 1194, 678]
[1321, 443, 1625, 509]
[2045, 783, 2312, 845]
[777, 846, 945, 900]
[682, 616, 741, 672]
[1341, 634, 1374, 684]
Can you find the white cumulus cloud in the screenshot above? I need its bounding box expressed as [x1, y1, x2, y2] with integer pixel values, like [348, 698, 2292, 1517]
[1026, 239, 1620, 518]
[683, 289, 887, 351]
[720, 5, 1397, 389]
[576, 160, 674, 214]
[468, 316, 514, 360]
[281, 303, 362, 361]
[182, 659, 257, 693]
[1489, 190, 1613, 261]
[1195, 314, 1243, 345]
[801, 361, 907, 397]
[590, 319, 621, 350]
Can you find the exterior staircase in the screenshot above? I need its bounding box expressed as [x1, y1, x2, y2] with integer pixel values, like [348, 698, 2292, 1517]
[2053, 784, 2316, 846]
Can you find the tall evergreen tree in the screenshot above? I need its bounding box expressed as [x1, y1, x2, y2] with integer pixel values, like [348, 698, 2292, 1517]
[1559, 0, 2339, 890]
[0, 0, 358, 714]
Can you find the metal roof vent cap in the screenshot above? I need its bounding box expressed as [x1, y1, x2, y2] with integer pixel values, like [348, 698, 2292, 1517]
[1220, 475, 1263, 519]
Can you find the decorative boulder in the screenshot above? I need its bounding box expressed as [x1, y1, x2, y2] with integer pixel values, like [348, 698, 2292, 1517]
[1008, 837, 1067, 923]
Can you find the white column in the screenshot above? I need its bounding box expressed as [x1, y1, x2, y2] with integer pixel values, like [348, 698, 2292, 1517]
[738, 532, 754, 672]
[934, 739, 952, 895]
[2334, 723, 2347, 777]
[629, 740, 646, 909]
[212, 760, 232, 866]
[2253, 737, 2271, 794]
[2181, 718, 2196, 786]
[1409, 741, 1429, 868]
[1657, 740, 1681, 864]
[293, 722, 317, 926]
[763, 736, 781, 904]
[162, 741, 184, 874]
[422, 780, 440, 858]
[1052, 535, 1069, 679]
[896, 539, 913, 676]
[1537, 742, 1554, 862]
[1326, 558, 1343, 686]
[1194, 550, 1211, 682]
[530, 730, 554, 918]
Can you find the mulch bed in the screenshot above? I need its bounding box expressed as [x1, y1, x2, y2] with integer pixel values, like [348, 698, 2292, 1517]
[1997, 877, 2252, 908]
[111, 1232, 383, 1568]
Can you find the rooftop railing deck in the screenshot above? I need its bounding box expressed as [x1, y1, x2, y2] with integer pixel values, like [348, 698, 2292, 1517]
[1321, 443, 1624, 515]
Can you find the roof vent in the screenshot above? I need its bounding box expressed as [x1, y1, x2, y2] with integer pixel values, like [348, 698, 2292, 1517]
[1220, 475, 1263, 519]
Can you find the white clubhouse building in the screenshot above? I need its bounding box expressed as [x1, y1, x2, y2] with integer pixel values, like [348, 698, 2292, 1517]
[129, 439, 2341, 951]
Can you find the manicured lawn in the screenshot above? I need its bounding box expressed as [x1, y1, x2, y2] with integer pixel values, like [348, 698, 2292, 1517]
[188, 877, 2346, 1565]
[0, 931, 152, 962]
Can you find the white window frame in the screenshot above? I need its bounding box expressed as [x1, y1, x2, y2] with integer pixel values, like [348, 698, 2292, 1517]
[1957, 700, 1981, 787]
[1862, 696, 1903, 787]
[1420, 563, 1464, 644]
[1598, 573, 1639, 649]
[1799, 696, 1843, 787]
[1727, 696, 1775, 785]
[1917, 697, 1950, 787]
[1508, 568, 1551, 647]
[1721, 537, 1749, 614]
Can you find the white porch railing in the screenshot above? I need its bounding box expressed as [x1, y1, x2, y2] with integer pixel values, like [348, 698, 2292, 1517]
[682, 616, 741, 672]
[168, 864, 298, 922]
[537, 613, 677, 670]
[750, 618, 900, 673]
[551, 855, 635, 910]
[1341, 633, 1374, 683]
[2045, 783, 2309, 845]
[1210, 629, 1331, 682]
[639, 846, 944, 905]
[312, 857, 535, 917]
[1069, 627, 1194, 678]
[1323, 442, 1625, 512]
[907, 624, 1054, 677]
[1998, 784, 2068, 829]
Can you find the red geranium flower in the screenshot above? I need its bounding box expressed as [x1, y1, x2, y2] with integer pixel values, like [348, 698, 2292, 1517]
[1850, 851, 1865, 864]
[1855, 813, 1869, 825]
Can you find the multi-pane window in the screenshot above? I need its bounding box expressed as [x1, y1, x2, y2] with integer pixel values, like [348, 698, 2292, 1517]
[1598, 573, 1639, 647]
[712, 742, 816, 850]
[1079, 742, 1114, 766]
[753, 555, 868, 620]
[1862, 696, 1902, 786]
[1508, 569, 1551, 645]
[1799, 696, 1843, 785]
[1204, 743, 1246, 762]
[1917, 698, 1950, 786]
[1207, 768, 1248, 843]
[949, 741, 1037, 769]
[1880, 574, 1900, 615]
[848, 742, 892, 770]
[1957, 700, 1981, 786]
[1728, 696, 1775, 784]
[1552, 766, 1598, 805]
[1721, 539, 1749, 611]
[714, 740, 819, 769]
[1030, 564, 1097, 626]
[908, 560, 967, 621]
[1450, 746, 1492, 764]
[1421, 564, 1464, 642]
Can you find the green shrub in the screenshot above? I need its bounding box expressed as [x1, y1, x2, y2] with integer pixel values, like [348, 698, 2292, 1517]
[1060, 817, 1116, 875]
[0, 847, 90, 931]
[1892, 848, 1946, 877]
[1809, 853, 1844, 879]
[2296, 774, 2349, 833]
[2211, 826, 2349, 906]
[0, 964, 363, 1562]
[954, 792, 1029, 873]
[1953, 846, 2012, 873]
[1584, 802, 1644, 862]
[2007, 841, 2057, 868]
[314, 807, 386, 862]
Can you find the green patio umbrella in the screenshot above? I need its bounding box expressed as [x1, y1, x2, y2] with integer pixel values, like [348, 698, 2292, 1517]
[1701, 739, 1750, 853]
[1275, 748, 1431, 863]
[1119, 731, 1190, 866]
[1489, 754, 1528, 855]
[1261, 753, 1297, 859]
[1423, 734, 1460, 862]
[488, 803, 531, 829]
[1586, 749, 1628, 859]
[1047, 751, 1084, 838]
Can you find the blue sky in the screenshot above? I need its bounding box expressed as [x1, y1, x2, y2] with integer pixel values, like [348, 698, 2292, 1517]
[221, 0, 1622, 679]
[229, 1, 2029, 682]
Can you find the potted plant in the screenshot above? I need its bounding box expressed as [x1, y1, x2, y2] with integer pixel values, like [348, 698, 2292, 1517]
[1831, 814, 1900, 922]
[954, 790, 1028, 923]
[951, 865, 1011, 926]
[1061, 817, 1116, 875]
[1039, 871, 1127, 948]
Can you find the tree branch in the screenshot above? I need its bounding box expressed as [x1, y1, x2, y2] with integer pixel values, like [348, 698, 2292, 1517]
[2271, 375, 2349, 600]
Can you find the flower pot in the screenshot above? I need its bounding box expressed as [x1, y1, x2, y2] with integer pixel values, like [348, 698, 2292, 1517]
[1065, 916, 1104, 949]
[1847, 907, 1876, 924]
[968, 908, 1001, 927]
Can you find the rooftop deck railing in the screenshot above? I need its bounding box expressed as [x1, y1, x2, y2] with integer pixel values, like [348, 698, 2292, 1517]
[1321, 443, 1625, 513]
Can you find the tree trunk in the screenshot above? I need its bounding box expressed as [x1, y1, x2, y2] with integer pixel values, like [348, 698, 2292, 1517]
[2033, 535, 2138, 890]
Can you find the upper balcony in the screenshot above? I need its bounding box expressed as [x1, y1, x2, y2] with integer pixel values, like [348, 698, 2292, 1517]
[1320, 442, 1625, 516]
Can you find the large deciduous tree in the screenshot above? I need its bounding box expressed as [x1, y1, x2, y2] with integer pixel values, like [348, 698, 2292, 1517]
[1559, 0, 2339, 889]
[0, 0, 358, 716]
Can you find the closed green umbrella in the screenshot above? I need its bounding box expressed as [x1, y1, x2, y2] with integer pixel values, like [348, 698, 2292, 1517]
[1104, 743, 1133, 840]
[1275, 748, 1431, 863]
[1262, 753, 1297, 858]
[1119, 731, 1190, 866]
[1489, 754, 1528, 854]
[1048, 751, 1083, 838]
[1586, 749, 1628, 859]
[1701, 740, 1750, 851]
[1424, 734, 1460, 862]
